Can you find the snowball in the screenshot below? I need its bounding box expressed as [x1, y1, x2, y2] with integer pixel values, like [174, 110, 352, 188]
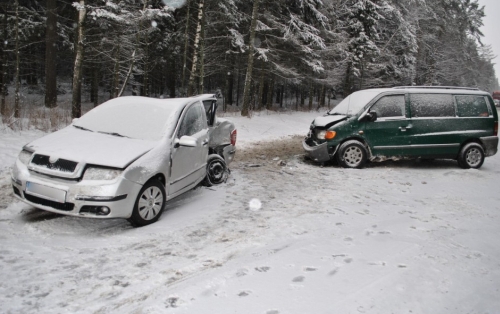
[248, 198, 262, 211]
[151, 20, 158, 28]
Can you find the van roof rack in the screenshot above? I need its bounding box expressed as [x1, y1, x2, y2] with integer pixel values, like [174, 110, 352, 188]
[393, 86, 480, 91]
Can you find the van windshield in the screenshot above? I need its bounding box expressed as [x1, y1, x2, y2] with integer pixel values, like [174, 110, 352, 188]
[329, 90, 381, 116]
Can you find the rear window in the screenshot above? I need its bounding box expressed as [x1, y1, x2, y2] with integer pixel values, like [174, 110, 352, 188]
[410, 94, 455, 118]
[455, 95, 489, 117]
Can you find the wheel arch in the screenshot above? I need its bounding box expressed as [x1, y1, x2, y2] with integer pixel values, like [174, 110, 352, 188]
[335, 136, 373, 158]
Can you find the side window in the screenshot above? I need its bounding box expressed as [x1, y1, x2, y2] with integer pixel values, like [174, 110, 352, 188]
[177, 103, 207, 138]
[410, 94, 455, 118]
[455, 95, 489, 117]
[202, 100, 215, 126]
[370, 95, 405, 118]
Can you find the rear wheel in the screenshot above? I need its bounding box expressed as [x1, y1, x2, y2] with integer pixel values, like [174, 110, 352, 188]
[128, 179, 166, 227]
[337, 140, 368, 169]
[203, 154, 228, 186]
[458, 143, 484, 169]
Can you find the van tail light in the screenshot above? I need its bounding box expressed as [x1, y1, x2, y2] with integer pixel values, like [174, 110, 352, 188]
[230, 129, 237, 146]
[495, 121, 498, 136]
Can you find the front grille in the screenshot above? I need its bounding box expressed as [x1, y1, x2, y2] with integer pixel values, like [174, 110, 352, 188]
[31, 154, 77, 173]
[24, 194, 75, 211]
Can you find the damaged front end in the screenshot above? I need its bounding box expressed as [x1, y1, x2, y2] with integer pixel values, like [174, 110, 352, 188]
[303, 114, 347, 163]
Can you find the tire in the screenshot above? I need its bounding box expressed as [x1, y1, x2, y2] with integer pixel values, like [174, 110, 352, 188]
[203, 154, 228, 187]
[457, 143, 485, 169]
[128, 179, 166, 227]
[337, 140, 368, 169]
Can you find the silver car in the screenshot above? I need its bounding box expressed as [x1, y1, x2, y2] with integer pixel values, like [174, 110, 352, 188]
[10, 94, 236, 226]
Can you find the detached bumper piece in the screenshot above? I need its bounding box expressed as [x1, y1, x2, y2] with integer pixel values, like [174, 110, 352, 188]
[303, 138, 331, 163]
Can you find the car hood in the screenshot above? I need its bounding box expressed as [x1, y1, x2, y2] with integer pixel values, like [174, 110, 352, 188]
[313, 114, 347, 128]
[25, 126, 158, 168]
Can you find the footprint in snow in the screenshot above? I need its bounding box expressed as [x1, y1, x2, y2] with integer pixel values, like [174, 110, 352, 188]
[266, 310, 280, 314]
[292, 276, 305, 282]
[344, 257, 353, 263]
[238, 291, 252, 297]
[303, 267, 317, 272]
[255, 266, 271, 272]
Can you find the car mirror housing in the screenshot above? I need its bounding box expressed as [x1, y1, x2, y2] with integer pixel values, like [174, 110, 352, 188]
[176, 136, 197, 147]
[366, 111, 377, 122]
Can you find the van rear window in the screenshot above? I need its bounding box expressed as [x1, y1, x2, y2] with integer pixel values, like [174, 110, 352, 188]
[455, 95, 489, 117]
[410, 94, 455, 118]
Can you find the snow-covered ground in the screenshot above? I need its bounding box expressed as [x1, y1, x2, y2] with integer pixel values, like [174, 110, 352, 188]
[1, 110, 500, 313]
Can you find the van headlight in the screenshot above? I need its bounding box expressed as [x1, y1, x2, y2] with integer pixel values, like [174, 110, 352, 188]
[18, 150, 33, 166]
[316, 130, 337, 140]
[83, 167, 122, 180]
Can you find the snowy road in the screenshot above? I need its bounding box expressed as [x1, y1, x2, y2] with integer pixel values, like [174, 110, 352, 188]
[1, 111, 500, 313]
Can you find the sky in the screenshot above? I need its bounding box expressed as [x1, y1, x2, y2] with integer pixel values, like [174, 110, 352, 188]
[479, 0, 500, 87]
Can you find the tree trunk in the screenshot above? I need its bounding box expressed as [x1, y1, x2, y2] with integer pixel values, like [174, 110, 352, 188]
[14, 0, 20, 118]
[118, 50, 135, 97]
[241, 0, 260, 116]
[181, 0, 191, 94]
[279, 83, 284, 108]
[187, 0, 204, 96]
[317, 84, 325, 110]
[111, 46, 120, 98]
[308, 81, 313, 110]
[1, 5, 7, 116]
[257, 71, 264, 110]
[72, 0, 85, 119]
[198, 6, 206, 94]
[266, 77, 274, 110]
[45, 0, 57, 108]
[91, 64, 98, 107]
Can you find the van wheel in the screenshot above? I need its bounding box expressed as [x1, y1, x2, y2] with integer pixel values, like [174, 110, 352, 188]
[458, 143, 484, 169]
[203, 154, 228, 187]
[337, 140, 368, 169]
[128, 179, 166, 227]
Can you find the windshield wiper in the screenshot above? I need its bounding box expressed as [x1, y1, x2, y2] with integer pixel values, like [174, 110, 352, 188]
[98, 131, 129, 138]
[73, 125, 93, 132]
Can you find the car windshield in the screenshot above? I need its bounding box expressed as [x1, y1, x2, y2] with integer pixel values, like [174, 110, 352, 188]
[74, 97, 185, 141]
[329, 90, 381, 116]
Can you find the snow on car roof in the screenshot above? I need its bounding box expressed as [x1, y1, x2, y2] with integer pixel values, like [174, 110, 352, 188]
[74, 96, 199, 141]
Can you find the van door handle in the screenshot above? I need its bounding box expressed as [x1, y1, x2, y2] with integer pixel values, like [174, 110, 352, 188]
[399, 125, 412, 132]
[202, 139, 209, 146]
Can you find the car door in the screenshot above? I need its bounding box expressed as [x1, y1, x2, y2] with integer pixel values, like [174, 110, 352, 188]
[169, 102, 209, 195]
[363, 94, 411, 156]
[406, 93, 461, 157]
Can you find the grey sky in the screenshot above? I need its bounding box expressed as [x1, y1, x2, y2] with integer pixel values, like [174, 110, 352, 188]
[479, 0, 500, 86]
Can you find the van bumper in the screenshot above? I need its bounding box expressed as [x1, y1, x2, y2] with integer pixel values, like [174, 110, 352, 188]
[480, 136, 498, 157]
[303, 139, 331, 163]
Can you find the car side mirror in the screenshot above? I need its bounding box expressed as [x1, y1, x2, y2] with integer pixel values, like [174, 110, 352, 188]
[366, 111, 377, 122]
[175, 136, 197, 148]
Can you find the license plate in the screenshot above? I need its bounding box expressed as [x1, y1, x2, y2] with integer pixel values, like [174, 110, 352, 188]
[25, 182, 67, 203]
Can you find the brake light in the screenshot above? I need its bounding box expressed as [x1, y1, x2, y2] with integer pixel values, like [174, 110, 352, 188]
[495, 121, 498, 136]
[230, 129, 237, 146]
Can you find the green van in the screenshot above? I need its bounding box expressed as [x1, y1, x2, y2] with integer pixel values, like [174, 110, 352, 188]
[303, 87, 499, 169]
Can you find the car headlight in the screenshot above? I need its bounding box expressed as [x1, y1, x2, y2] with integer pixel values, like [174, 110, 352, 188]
[18, 150, 33, 166]
[83, 167, 122, 180]
[316, 130, 337, 140]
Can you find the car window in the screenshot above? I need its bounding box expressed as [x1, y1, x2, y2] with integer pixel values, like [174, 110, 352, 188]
[178, 102, 207, 138]
[410, 94, 455, 118]
[370, 95, 405, 118]
[455, 95, 489, 117]
[203, 100, 215, 126]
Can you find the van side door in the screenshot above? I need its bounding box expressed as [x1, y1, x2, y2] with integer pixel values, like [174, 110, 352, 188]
[407, 93, 460, 157]
[363, 94, 411, 156]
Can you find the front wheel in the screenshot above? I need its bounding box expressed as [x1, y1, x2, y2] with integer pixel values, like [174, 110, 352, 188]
[337, 140, 368, 169]
[458, 143, 484, 169]
[128, 179, 166, 227]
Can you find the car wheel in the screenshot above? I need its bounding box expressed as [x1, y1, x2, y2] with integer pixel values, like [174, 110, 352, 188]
[337, 140, 368, 169]
[128, 179, 166, 227]
[203, 154, 228, 186]
[458, 143, 484, 169]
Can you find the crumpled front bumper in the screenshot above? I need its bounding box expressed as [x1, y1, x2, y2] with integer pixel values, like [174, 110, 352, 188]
[11, 160, 142, 219]
[303, 138, 331, 163]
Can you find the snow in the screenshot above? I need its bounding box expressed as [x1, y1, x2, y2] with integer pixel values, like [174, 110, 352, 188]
[1, 110, 500, 313]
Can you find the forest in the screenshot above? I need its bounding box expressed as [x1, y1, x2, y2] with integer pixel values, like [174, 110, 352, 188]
[0, 0, 498, 121]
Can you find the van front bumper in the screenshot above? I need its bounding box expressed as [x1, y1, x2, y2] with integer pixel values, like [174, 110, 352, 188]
[303, 139, 331, 163]
[480, 136, 499, 157]
[11, 160, 142, 219]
